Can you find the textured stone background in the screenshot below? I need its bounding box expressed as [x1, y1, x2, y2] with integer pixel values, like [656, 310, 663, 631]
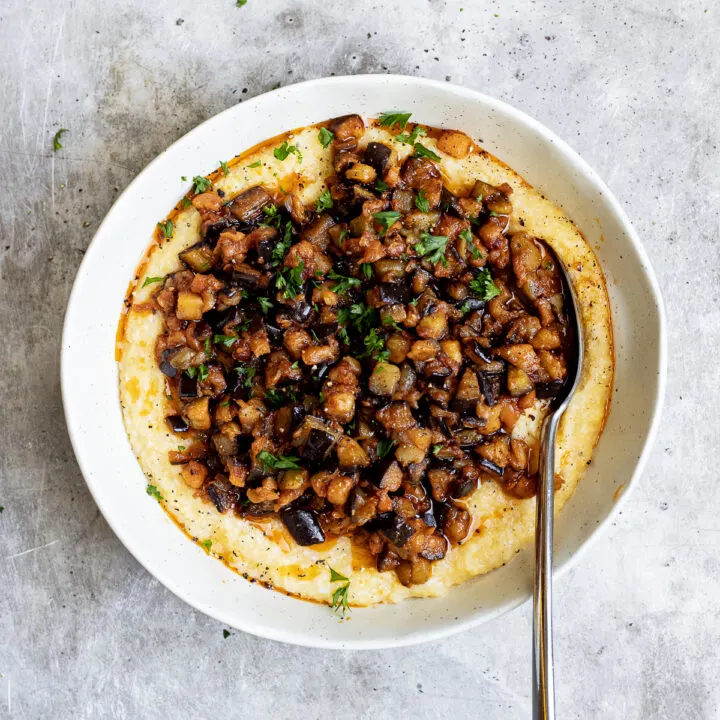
[1, 0, 718, 718]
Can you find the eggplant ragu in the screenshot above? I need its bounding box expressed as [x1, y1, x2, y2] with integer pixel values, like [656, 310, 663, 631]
[149, 114, 571, 588]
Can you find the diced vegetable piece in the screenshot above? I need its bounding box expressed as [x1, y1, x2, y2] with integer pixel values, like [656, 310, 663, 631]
[280, 506, 326, 546]
[368, 362, 401, 396]
[507, 366, 534, 397]
[179, 242, 214, 272]
[229, 186, 272, 222]
[176, 291, 204, 320]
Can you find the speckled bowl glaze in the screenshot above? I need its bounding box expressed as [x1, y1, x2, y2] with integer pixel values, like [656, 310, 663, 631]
[61, 75, 666, 649]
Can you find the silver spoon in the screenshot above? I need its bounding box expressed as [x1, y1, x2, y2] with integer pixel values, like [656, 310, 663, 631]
[532, 256, 583, 720]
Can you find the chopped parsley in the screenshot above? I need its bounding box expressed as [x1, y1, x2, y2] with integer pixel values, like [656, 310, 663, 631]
[315, 189, 333, 213]
[213, 334, 237, 348]
[257, 450, 302, 471]
[146, 484, 163, 500]
[236, 0, 247, 6]
[257, 296, 273, 313]
[219, 160, 230, 176]
[192, 176, 212, 194]
[396, 125, 426, 146]
[414, 232, 449, 265]
[204, 337, 212, 355]
[469, 268, 501, 300]
[375, 179, 389, 192]
[186, 364, 209, 382]
[246, 160, 262, 169]
[327, 270, 361, 294]
[378, 111, 412, 129]
[360, 328, 389, 361]
[273, 140, 302, 163]
[377, 438, 396, 458]
[336, 228, 348, 247]
[52, 128, 68, 151]
[200, 539, 212, 550]
[328, 566, 351, 617]
[338, 302, 378, 334]
[264, 388, 297, 409]
[275, 261, 304, 298]
[223, 629, 232, 638]
[413, 143, 442, 161]
[361, 262, 374, 280]
[142, 276, 164, 288]
[431, 443, 443, 455]
[270, 222, 293, 267]
[178, 445, 186, 451]
[235, 364, 256, 388]
[459, 300, 472, 314]
[414, 189, 430, 213]
[373, 210, 401, 233]
[460, 227, 483, 259]
[381, 314, 403, 332]
[181, 197, 192, 209]
[318, 127, 334, 148]
[157, 220, 174, 238]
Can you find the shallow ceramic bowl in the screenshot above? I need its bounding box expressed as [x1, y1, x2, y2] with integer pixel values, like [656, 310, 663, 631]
[62, 75, 666, 649]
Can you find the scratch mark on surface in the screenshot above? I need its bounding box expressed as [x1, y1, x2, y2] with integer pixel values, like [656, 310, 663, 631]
[6, 539, 59, 560]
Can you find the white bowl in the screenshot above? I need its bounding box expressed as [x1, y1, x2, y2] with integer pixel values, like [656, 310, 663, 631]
[62, 75, 666, 649]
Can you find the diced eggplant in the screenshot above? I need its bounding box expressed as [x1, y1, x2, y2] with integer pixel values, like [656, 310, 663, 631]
[453, 476, 476, 498]
[229, 186, 272, 223]
[381, 514, 415, 548]
[301, 214, 335, 250]
[478, 456, 504, 476]
[160, 348, 179, 378]
[378, 460, 404, 492]
[291, 405, 307, 428]
[377, 283, 411, 305]
[455, 428, 484, 447]
[179, 242, 214, 272]
[253, 227, 280, 265]
[507, 366, 534, 397]
[535, 379, 565, 399]
[452, 368, 481, 414]
[279, 506, 326, 546]
[183, 396, 211, 430]
[178, 374, 198, 399]
[478, 372, 503, 406]
[364, 142, 392, 176]
[212, 432, 237, 461]
[231, 264, 262, 288]
[204, 306, 241, 333]
[165, 415, 189, 433]
[459, 297, 485, 313]
[265, 323, 283, 346]
[244, 500, 277, 517]
[302, 427, 336, 463]
[206, 476, 242, 514]
[290, 301, 313, 324]
[313, 321, 338, 339]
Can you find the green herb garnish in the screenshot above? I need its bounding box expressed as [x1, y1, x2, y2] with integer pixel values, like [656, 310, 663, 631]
[318, 127, 334, 148]
[192, 176, 212, 194]
[186, 364, 209, 382]
[219, 160, 229, 176]
[415, 189, 430, 213]
[360, 328, 389, 361]
[142, 276, 164, 288]
[223, 629, 232, 638]
[235, 364, 256, 388]
[246, 160, 262, 169]
[257, 296, 273, 313]
[361, 263, 373, 280]
[413, 143, 442, 161]
[378, 111, 412, 129]
[373, 210, 401, 233]
[327, 270, 361, 294]
[53, 128, 69, 151]
[375, 179, 389, 192]
[270, 222, 293, 267]
[396, 125, 426, 146]
[236, 0, 247, 6]
[146, 484, 163, 500]
[431, 443, 443, 455]
[460, 227, 483, 259]
[213, 334, 237, 348]
[414, 232, 449, 265]
[377, 438, 396, 458]
[276, 261, 304, 298]
[273, 140, 302, 163]
[469, 268, 501, 300]
[315, 189, 333, 213]
[328, 566, 351, 617]
[200, 539, 212, 550]
[257, 449, 302, 471]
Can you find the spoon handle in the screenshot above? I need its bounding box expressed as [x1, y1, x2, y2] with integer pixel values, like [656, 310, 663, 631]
[533, 413, 560, 720]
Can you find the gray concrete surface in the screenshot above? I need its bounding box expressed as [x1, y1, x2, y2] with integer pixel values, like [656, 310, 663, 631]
[1, 0, 718, 717]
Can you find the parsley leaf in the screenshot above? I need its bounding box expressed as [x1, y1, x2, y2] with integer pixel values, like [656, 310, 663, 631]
[373, 210, 401, 233]
[336, 228, 348, 247]
[186, 364, 209, 382]
[469, 268, 501, 300]
[276, 261, 304, 298]
[257, 449, 301, 471]
[146, 484, 163, 500]
[246, 160, 261, 169]
[377, 438, 395, 458]
[338, 302, 378, 335]
[396, 125, 426, 145]
[328, 566, 351, 617]
[157, 220, 174, 238]
[315, 189, 333, 213]
[431, 443, 443, 455]
[414, 232, 449, 265]
[235, 364, 256, 388]
[264, 388, 294, 409]
[327, 270, 361, 294]
[192, 176, 212, 194]
[459, 300, 472, 314]
[375, 179, 389, 192]
[381, 314, 402, 332]
[200, 539, 212, 550]
[318, 127, 334, 148]
[142, 276, 164, 288]
[236, 0, 247, 6]
[360, 328, 389, 361]
[413, 143, 442, 161]
[223, 629, 232, 638]
[460, 227, 483, 259]
[180, 197, 192, 209]
[329, 566, 349, 583]
[52, 128, 69, 151]
[273, 140, 302, 163]
[213, 334, 237, 348]
[415, 189, 430, 213]
[270, 222, 293, 267]
[219, 160, 229, 176]
[257, 296, 273, 313]
[361, 262, 373, 280]
[378, 111, 412, 129]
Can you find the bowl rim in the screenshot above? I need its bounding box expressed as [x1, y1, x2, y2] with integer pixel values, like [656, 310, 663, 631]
[61, 73, 667, 649]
